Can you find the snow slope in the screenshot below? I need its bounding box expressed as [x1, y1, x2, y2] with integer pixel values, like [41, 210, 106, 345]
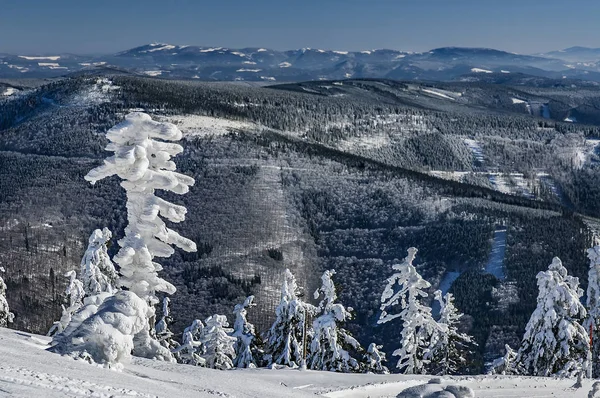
[0, 327, 598, 397]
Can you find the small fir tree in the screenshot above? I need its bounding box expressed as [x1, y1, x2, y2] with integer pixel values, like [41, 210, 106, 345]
[0, 267, 14, 327]
[362, 343, 389, 374]
[200, 315, 236, 370]
[80, 228, 118, 296]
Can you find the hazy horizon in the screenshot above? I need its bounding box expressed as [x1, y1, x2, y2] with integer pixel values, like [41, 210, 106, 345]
[2, 0, 600, 55]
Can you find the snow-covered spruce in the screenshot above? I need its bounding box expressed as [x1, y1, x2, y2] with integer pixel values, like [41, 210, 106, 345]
[155, 297, 180, 353]
[172, 319, 205, 366]
[200, 315, 236, 370]
[488, 344, 519, 375]
[232, 295, 263, 368]
[586, 242, 600, 378]
[362, 343, 389, 374]
[308, 269, 362, 372]
[50, 290, 173, 367]
[265, 269, 316, 368]
[516, 257, 591, 377]
[426, 290, 475, 375]
[80, 228, 118, 296]
[0, 267, 14, 327]
[378, 247, 441, 374]
[84, 112, 197, 308]
[48, 271, 85, 336]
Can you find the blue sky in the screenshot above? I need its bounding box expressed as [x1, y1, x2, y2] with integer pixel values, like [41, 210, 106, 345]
[1, 0, 599, 54]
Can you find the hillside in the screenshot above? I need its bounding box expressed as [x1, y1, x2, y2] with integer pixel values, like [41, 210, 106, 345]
[2, 75, 600, 372]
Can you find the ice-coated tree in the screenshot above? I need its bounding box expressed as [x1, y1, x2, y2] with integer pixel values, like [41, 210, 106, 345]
[308, 269, 362, 372]
[48, 271, 85, 336]
[488, 344, 519, 375]
[265, 269, 316, 368]
[516, 257, 591, 377]
[80, 228, 118, 296]
[155, 297, 179, 353]
[378, 247, 440, 374]
[426, 290, 475, 375]
[586, 242, 600, 378]
[0, 267, 14, 327]
[232, 295, 262, 368]
[172, 319, 205, 366]
[362, 343, 389, 374]
[85, 112, 197, 310]
[200, 315, 236, 370]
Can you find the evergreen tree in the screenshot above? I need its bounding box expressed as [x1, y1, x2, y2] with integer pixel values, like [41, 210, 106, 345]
[155, 297, 180, 353]
[85, 112, 197, 312]
[80, 228, 118, 296]
[200, 315, 236, 370]
[308, 269, 362, 372]
[377, 247, 440, 374]
[172, 319, 205, 366]
[0, 267, 14, 328]
[232, 295, 262, 368]
[426, 290, 475, 375]
[362, 343, 389, 374]
[516, 257, 591, 377]
[48, 271, 84, 336]
[488, 344, 519, 375]
[586, 243, 600, 378]
[265, 269, 315, 368]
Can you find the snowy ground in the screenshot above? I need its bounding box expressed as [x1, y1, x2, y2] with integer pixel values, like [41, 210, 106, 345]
[0, 327, 597, 397]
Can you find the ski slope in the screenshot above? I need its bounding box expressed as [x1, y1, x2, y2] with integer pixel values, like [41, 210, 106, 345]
[0, 327, 597, 397]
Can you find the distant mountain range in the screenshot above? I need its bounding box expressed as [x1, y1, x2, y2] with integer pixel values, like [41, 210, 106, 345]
[3, 43, 600, 83]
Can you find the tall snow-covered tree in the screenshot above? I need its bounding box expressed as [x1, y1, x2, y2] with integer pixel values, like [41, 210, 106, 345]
[0, 267, 14, 327]
[265, 269, 315, 368]
[232, 295, 262, 368]
[586, 243, 600, 378]
[516, 257, 591, 377]
[80, 228, 118, 296]
[362, 343, 389, 374]
[426, 290, 475, 375]
[200, 315, 236, 370]
[48, 271, 85, 336]
[155, 297, 179, 353]
[488, 344, 519, 375]
[172, 319, 205, 366]
[377, 247, 440, 374]
[308, 269, 362, 372]
[85, 112, 197, 311]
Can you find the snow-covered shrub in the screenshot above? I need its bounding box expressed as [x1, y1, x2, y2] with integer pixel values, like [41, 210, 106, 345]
[487, 344, 519, 375]
[232, 295, 262, 368]
[362, 343, 389, 374]
[586, 243, 600, 378]
[426, 290, 475, 375]
[378, 247, 440, 374]
[309, 269, 362, 372]
[265, 269, 316, 368]
[80, 228, 118, 296]
[0, 267, 14, 327]
[155, 297, 179, 353]
[516, 257, 591, 377]
[50, 290, 173, 367]
[172, 319, 205, 366]
[85, 112, 197, 309]
[396, 378, 475, 398]
[48, 271, 85, 336]
[200, 315, 236, 370]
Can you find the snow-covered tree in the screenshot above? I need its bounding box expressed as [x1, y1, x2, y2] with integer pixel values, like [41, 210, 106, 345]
[308, 269, 362, 372]
[155, 297, 179, 353]
[488, 344, 519, 375]
[516, 257, 591, 377]
[232, 295, 263, 368]
[0, 267, 14, 327]
[80, 228, 118, 296]
[377, 247, 440, 374]
[362, 343, 389, 374]
[85, 112, 197, 311]
[586, 243, 600, 378]
[48, 271, 85, 336]
[50, 291, 173, 367]
[200, 315, 236, 370]
[172, 319, 205, 366]
[426, 290, 475, 375]
[265, 269, 316, 368]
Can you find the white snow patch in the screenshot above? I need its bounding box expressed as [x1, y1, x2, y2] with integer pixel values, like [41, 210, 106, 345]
[19, 55, 60, 61]
[242, 61, 257, 65]
[360, 50, 372, 54]
[260, 76, 276, 81]
[464, 139, 484, 163]
[231, 51, 246, 57]
[279, 62, 292, 68]
[256, 48, 267, 52]
[501, 70, 511, 73]
[143, 44, 176, 53]
[163, 115, 257, 137]
[565, 117, 577, 123]
[236, 68, 261, 72]
[471, 67, 493, 73]
[422, 88, 455, 100]
[333, 50, 348, 55]
[200, 47, 223, 53]
[2, 87, 19, 96]
[511, 98, 526, 104]
[142, 70, 162, 76]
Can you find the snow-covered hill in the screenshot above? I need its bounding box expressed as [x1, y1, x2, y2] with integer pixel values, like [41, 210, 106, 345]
[0, 327, 597, 397]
